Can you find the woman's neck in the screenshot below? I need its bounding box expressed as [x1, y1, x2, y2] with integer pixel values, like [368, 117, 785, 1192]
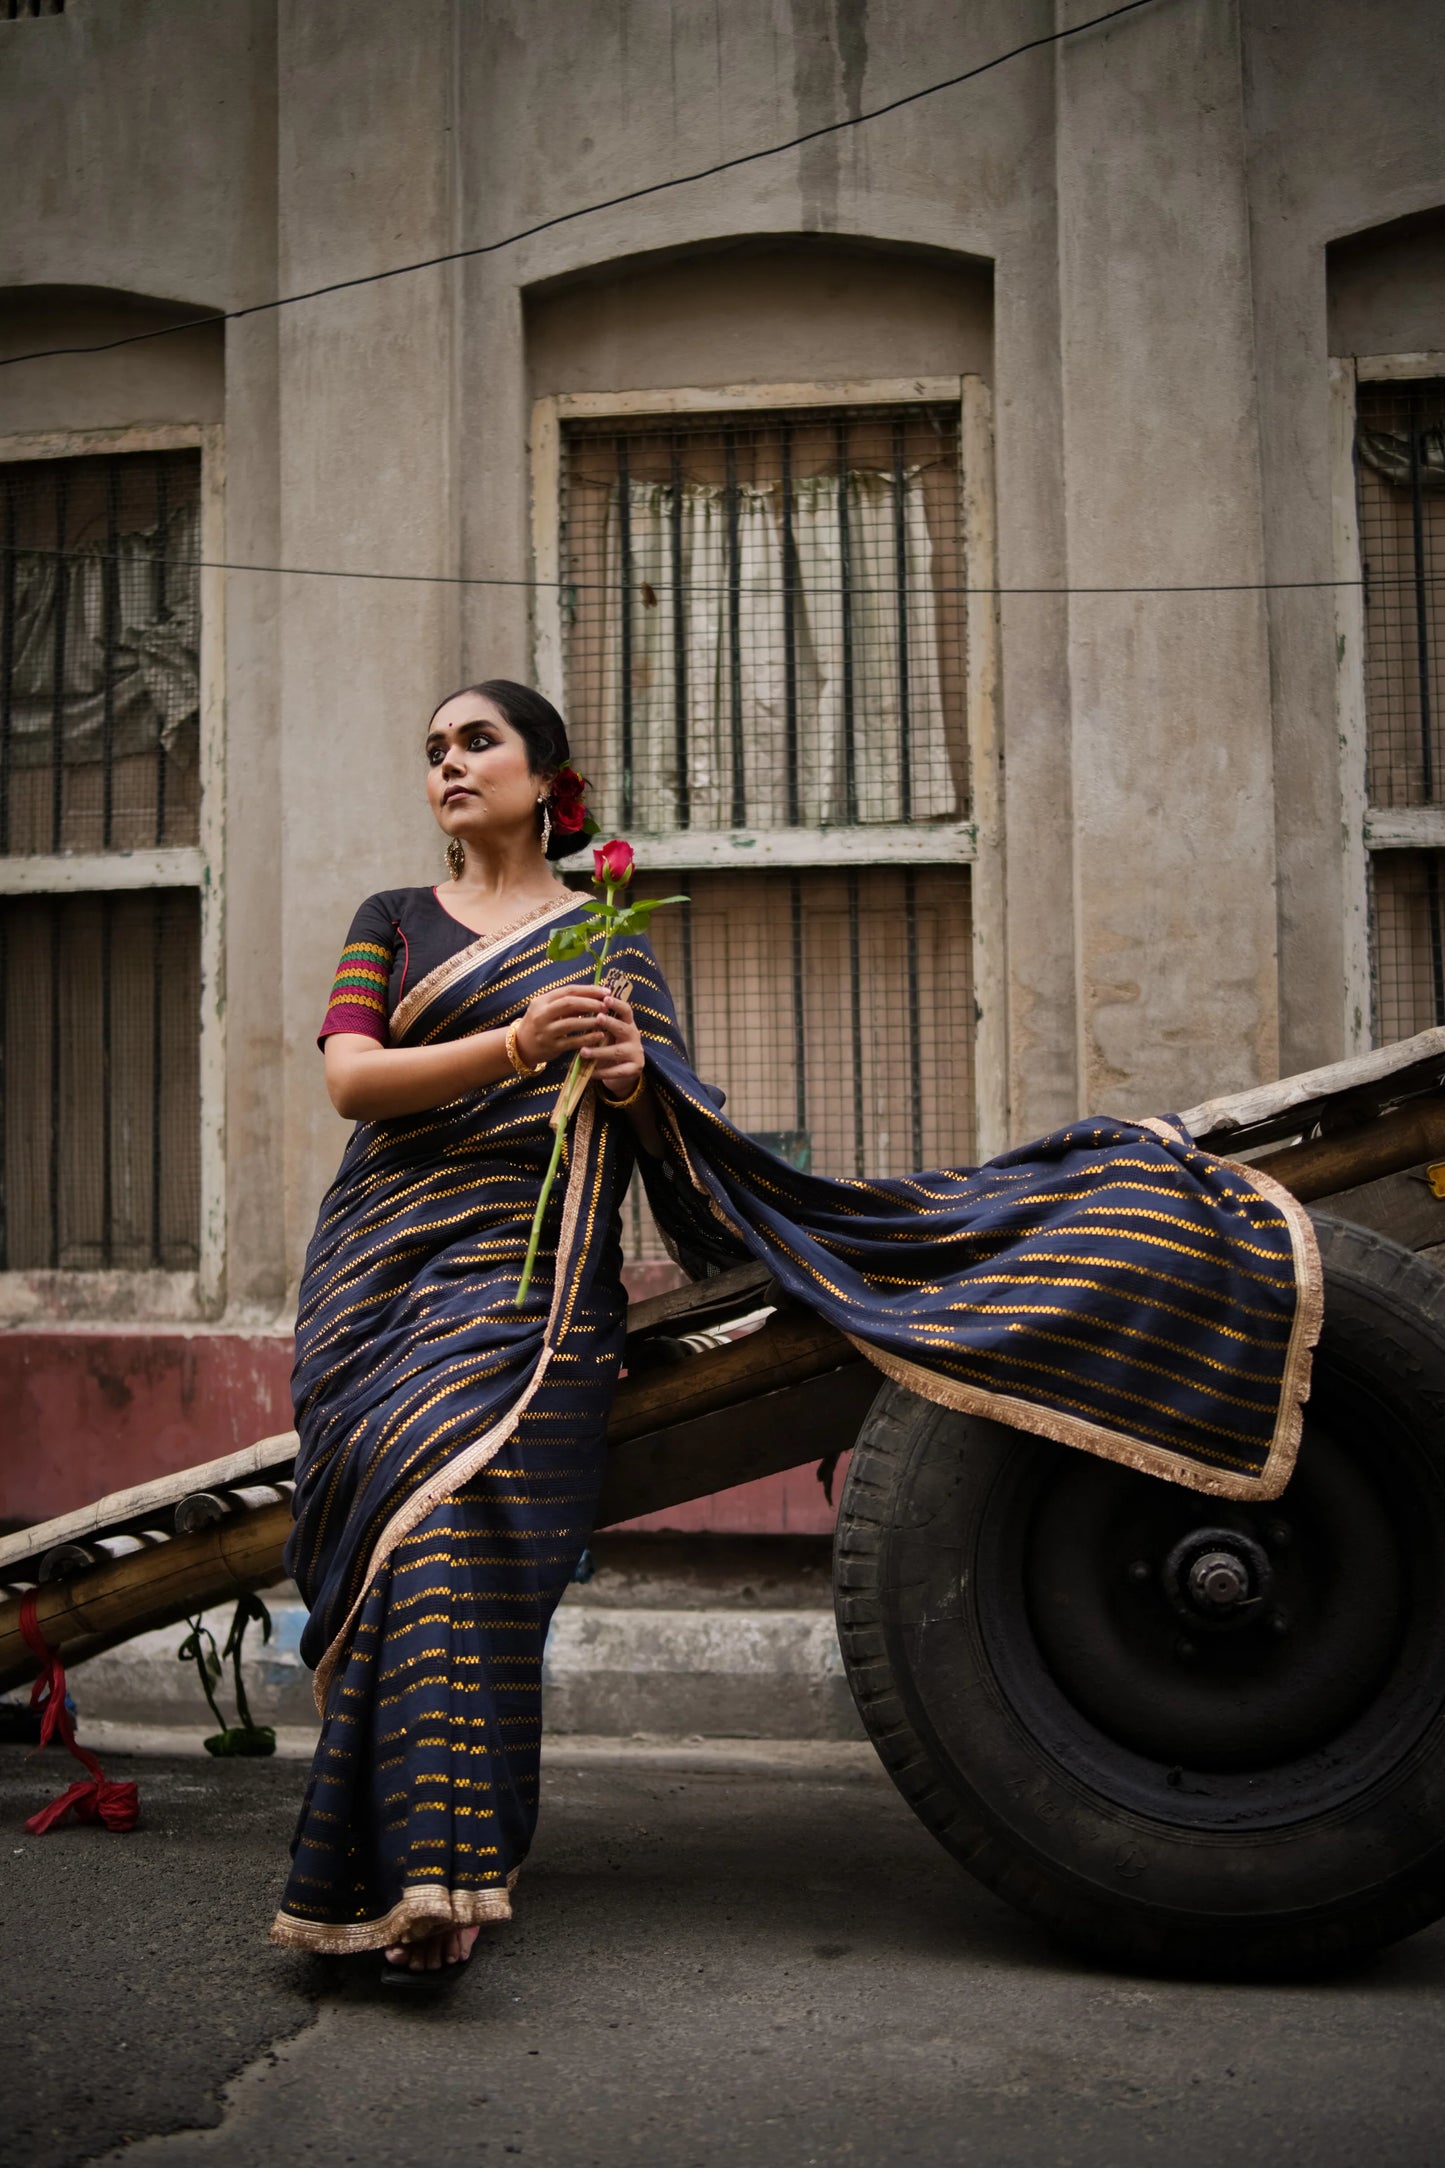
[438, 838, 561, 935]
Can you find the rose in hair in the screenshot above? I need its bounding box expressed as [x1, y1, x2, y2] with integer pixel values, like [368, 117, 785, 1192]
[549, 765, 589, 837]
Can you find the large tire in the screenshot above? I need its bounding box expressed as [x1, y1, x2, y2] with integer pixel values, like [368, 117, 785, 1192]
[834, 1216, 1445, 1975]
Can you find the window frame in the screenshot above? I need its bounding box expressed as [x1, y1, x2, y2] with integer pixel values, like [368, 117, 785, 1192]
[530, 375, 1006, 1155]
[0, 420, 226, 1320]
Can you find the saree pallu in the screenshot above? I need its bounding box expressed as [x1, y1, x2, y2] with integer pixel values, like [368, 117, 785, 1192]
[272, 893, 1320, 1952]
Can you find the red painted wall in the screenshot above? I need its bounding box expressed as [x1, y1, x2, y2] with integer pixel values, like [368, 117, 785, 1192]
[3, 1330, 842, 1536]
[3, 1333, 295, 1527]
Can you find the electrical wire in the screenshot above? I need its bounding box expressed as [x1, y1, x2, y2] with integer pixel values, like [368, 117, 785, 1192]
[0, 0, 1162, 370]
[5, 549, 1433, 599]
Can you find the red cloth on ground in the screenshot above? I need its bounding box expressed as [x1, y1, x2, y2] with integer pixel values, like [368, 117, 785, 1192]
[19, 1593, 138, 1835]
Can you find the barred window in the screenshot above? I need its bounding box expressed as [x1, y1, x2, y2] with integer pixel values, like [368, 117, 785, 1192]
[0, 445, 205, 1277]
[1358, 379, 1445, 813]
[561, 405, 967, 835]
[1, 891, 200, 1270]
[555, 398, 979, 1262]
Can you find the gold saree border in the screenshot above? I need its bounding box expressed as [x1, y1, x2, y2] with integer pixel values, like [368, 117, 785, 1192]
[308, 1089, 601, 1717]
[844, 1118, 1323, 1504]
[389, 890, 581, 1042]
[270, 1868, 520, 1955]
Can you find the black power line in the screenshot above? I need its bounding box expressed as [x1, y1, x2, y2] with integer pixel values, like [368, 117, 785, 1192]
[0, 0, 1162, 371]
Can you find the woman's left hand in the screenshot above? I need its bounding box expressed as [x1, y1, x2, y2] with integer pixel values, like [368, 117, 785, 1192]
[579, 992, 646, 1101]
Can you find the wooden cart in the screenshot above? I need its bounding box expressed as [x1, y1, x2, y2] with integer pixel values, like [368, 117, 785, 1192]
[6, 1028, 1445, 1976]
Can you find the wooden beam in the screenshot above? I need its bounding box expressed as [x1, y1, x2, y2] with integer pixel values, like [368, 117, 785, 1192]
[0, 1309, 863, 1693]
[596, 1362, 876, 1527]
[1250, 1096, 1445, 1203]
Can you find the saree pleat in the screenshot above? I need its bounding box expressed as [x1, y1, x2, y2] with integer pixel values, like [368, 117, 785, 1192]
[273, 897, 1320, 1953]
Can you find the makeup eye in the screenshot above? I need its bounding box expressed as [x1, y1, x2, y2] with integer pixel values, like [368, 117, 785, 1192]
[426, 743, 443, 764]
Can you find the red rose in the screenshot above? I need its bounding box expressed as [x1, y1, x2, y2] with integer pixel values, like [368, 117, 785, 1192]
[593, 838, 635, 886]
[549, 766, 588, 836]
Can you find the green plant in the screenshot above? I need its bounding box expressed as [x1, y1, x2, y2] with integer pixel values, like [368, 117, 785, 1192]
[176, 1592, 276, 1757]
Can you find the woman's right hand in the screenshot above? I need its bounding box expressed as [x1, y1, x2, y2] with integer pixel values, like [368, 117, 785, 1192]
[514, 983, 612, 1069]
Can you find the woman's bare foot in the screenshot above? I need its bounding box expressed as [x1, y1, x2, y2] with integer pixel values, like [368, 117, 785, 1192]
[384, 1924, 480, 1972]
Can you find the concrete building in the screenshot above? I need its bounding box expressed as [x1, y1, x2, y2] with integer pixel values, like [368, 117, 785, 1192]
[2, 0, 1443, 1531]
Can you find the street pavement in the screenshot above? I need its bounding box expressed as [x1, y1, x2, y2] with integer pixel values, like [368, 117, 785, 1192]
[4, 1738, 1445, 2167]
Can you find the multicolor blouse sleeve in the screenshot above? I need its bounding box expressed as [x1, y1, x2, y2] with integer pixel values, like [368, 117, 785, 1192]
[319, 899, 395, 1046]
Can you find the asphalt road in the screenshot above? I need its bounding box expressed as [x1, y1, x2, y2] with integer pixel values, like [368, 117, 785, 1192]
[4, 1739, 1445, 2168]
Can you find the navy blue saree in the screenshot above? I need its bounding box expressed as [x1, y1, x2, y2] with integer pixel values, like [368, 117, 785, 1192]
[271, 892, 1320, 1953]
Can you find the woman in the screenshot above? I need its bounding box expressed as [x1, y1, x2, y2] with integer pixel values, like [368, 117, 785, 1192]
[271, 679, 1320, 1976]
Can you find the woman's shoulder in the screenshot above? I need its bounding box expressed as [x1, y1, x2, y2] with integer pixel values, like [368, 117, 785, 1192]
[340, 888, 435, 943]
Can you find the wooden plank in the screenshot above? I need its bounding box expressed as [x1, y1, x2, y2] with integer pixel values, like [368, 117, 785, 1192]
[1314, 1162, 1445, 1253]
[624, 1262, 773, 1338]
[608, 1307, 853, 1446]
[0, 1499, 293, 1694]
[0, 1313, 861, 1691]
[596, 1361, 876, 1526]
[1249, 1097, 1445, 1202]
[0, 1433, 299, 1580]
[1181, 1029, 1445, 1150]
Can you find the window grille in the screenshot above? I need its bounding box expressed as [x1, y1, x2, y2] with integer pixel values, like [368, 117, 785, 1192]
[1356, 381, 1445, 1044]
[0, 444, 206, 1280]
[561, 405, 968, 835]
[558, 401, 977, 1262]
[1357, 380, 1445, 811]
[0, 890, 201, 1270]
[3, 1, 64, 17]
[0, 450, 202, 856]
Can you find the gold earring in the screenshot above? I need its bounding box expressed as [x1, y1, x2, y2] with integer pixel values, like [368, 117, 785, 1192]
[539, 801, 552, 855]
[445, 836, 465, 881]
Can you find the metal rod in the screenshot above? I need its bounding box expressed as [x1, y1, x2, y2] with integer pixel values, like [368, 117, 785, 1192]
[154, 460, 169, 845]
[790, 873, 806, 1135]
[670, 439, 690, 829]
[1408, 405, 1444, 1021]
[838, 420, 857, 825]
[725, 427, 745, 827]
[49, 898, 61, 1267]
[1409, 405, 1436, 800]
[0, 473, 15, 856]
[781, 426, 800, 828]
[848, 870, 864, 1178]
[152, 891, 164, 1266]
[905, 871, 923, 1167]
[101, 461, 120, 850]
[679, 895, 696, 1062]
[893, 421, 912, 824]
[50, 468, 68, 854]
[100, 899, 112, 1267]
[616, 436, 634, 829]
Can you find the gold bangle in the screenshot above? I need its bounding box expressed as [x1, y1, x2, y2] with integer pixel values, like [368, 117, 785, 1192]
[505, 1018, 539, 1079]
[601, 1068, 646, 1110]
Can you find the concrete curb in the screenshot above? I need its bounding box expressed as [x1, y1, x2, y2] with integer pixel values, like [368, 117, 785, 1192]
[52, 1597, 864, 1742]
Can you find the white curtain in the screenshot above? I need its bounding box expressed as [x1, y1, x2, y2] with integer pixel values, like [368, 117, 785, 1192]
[4, 500, 200, 770]
[598, 469, 955, 832]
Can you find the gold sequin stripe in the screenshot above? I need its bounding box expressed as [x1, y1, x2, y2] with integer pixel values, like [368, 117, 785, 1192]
[308, 1092, 601, 1717]
[845, 1152, 1322, 1507]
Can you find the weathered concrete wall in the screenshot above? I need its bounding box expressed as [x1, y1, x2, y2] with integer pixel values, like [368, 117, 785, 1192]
[1328, 210, 1445, 359]
[525, 236, 993, 395]
[1242, 0, 1445, 1074]
[3, 0, 1445, 1514]
[1056, 0, 1278, 1115]
[0, 290, 224, 433]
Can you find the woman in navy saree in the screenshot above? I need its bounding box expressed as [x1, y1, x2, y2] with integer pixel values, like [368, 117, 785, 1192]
[272, 680, 1321, 1971]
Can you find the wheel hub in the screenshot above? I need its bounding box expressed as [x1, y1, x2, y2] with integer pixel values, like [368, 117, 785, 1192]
[1021, 1426, 1404, 1770]
[1162, 1527, 1274, 1632]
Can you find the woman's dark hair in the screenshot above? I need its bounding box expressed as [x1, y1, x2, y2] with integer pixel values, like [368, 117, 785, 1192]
[429, 679, 580, 859]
